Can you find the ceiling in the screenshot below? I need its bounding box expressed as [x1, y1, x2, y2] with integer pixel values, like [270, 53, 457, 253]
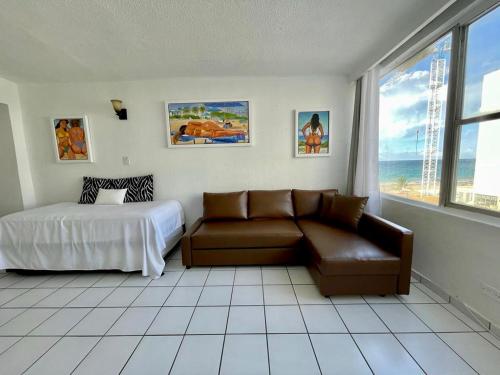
[0, 0, 452, 83]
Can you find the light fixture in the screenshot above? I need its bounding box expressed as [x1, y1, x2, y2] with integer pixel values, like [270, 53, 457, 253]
[110, 99, 127, 120]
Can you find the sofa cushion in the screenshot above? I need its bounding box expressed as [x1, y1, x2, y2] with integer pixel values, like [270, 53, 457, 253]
[248, 190, 294, 219]
[293, 189, 338, 218]
[321, 194, 368, 230]
[203, 191, 248, 220]
[297, 219, 400, 275]
[319, 191, 337, 218]
[191, 219, 303, 249]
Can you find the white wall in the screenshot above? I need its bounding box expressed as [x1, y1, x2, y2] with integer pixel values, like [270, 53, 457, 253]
[0, 104, 24, 215]
[18, 75, 350, 224]
[0, 77, 36, 210]
[382, 197, 500, 327]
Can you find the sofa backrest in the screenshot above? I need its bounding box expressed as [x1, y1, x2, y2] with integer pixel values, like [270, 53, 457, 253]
[248, 190, 294, 219]
[202, 189, 338, 220]
[203, 191, 248, 220]
[293, 189, 338, 218]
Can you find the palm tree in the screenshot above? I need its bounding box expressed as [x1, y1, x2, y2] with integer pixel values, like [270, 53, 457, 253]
[199, 105, 206, 118]
[397, 176, 408, 191]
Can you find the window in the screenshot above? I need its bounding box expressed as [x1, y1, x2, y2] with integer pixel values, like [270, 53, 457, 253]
[451, 6, 500, 213]
[379, 33, 452, 205]
[379, 4, 500, 215]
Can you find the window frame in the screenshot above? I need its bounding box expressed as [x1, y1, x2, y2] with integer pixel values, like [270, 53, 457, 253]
[379, 3, 500, 218]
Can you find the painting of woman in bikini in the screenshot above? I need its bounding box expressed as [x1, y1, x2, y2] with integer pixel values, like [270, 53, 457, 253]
[295, 110, 332, 157]
[51, 115, 94, 162]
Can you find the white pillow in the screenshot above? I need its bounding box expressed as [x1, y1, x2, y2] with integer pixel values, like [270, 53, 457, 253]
[94, 188, 127, 205]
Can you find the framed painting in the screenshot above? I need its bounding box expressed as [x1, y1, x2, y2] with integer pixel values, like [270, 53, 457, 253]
[50, 115, 94, 163]
[295, 110, 332, 157]
[166, 100, 251, 147]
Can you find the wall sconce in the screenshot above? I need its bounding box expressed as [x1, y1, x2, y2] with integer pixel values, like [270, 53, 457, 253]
[110, 99, 127, 120]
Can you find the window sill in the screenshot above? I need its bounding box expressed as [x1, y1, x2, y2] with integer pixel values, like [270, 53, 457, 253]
[381, 193, 500, 229]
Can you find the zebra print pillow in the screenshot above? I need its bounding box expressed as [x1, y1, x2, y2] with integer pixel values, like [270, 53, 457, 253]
[79, 175, 153, 204]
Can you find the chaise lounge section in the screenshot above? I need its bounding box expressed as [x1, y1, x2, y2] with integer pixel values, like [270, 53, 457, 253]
[182, 189, 413, 295]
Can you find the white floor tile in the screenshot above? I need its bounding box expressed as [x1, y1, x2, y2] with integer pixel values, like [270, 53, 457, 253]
[165, 286, 202, 306]
[0, 337, 21, 355]
[36, 274, 78, 288]
[0, 336, 59, 374]
[372, 304, 431, 333]
[92, 273, 128, 287]
[122, 335, 182, 375]
[64, 273, 103, 288]
[234, 269, 262, 285]
[266, 305, 306, 333]
[439, 332, 500, 375]
[0, 308, 26, 326]
[25, 336, 99, 375]
[177, 270, 209, 286]
[301, 305, 347, 333]
[187, 306, 228, 334]
[98, 287, 143, 307]
[336, 304, 389, 333]
[170, 335, 224, 375]
[262, 269, 290, 284]
[231, 285, 263, 305]
[206, 270, 235, 286]
[107, 307, 159, 335]
[397, 333, 475, 375]
[8, 275, 52, 289]
[407, 304, 472, 332]
[30, 308, 91, 336]
[479, 332, 500, 349]
[3, 288, 56, 307]
[132, 287, 173, 306]
[311, 334, 372, 375]
[227, 306, 266, 334]
[149, 271, 183, 286]
[198, 286, 232, 306]
[121, 274, 152, 287]
[330, 295, 366, 304]
[164, 258, 185, 270]
[415, 283, 449, 303]
[147, 307, 194, 335]
[353, 333, 424, 375]
[0, 288, 29, 306]
[34, 287, 86, 307]
[263, 285, 297, 305]
[288, 267, 314, 284]
[68, 308, 124, 336]
[73, 336, 141, 375]
[0, 308, 57, 336]
[397, 284, 437, 303]
[293, 284, 330, 304]
[220, 334, 269, 375]
[363, 294, 401, 304]
[441, 303, 488, 331]
[0, 274, 25, 288]
[268, 334, 320, 375]
[66, 287, 114, 307]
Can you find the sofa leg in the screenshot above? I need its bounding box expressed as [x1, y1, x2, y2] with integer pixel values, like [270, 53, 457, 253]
[186, 266, 191, 269]
[379, 294, 386, 297]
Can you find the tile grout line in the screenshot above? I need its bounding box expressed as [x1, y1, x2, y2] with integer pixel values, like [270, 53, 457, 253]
[217, 266, 237, 375]
[286, 268, 323, 375]
[260, 267, 272, 375]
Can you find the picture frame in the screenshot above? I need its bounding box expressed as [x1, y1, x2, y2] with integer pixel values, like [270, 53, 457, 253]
[294, 109, 332, 157]
[50, 115, 94, 163]
[165, 100, 252, 148]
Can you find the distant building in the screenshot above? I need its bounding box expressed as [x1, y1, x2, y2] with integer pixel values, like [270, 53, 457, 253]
[472, 69, 500, 210]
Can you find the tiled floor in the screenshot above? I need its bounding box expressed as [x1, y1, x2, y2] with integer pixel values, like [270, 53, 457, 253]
[0, 248, 499, 374]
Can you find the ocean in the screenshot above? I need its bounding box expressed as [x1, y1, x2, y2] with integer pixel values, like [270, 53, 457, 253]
[379, 159, 475, 183]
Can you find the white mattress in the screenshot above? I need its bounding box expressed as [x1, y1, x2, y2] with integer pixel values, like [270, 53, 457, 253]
[0, 200, 185, 278]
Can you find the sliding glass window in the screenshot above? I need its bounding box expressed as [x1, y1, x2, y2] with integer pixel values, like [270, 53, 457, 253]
[379, 4, 500, 215]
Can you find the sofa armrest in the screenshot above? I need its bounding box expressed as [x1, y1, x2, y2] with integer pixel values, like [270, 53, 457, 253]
[358, 213, 413, 294]
[181, 217, 204, 267]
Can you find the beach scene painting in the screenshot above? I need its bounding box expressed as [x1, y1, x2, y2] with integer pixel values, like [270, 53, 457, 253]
[166, 100, 251, 147]
[50, 115, 94, 163]
[295, 110, 332, 157]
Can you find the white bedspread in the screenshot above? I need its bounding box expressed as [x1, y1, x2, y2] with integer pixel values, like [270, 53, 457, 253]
[0, 200, 185, 278]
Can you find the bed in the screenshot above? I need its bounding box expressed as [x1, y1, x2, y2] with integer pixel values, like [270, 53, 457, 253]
[0, 200, 185, 278]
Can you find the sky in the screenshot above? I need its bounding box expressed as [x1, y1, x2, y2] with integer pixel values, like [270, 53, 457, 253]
[379, 6, 500, 161]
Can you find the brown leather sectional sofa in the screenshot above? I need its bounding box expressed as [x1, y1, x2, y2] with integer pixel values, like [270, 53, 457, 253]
[182, 189, 413, 295]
